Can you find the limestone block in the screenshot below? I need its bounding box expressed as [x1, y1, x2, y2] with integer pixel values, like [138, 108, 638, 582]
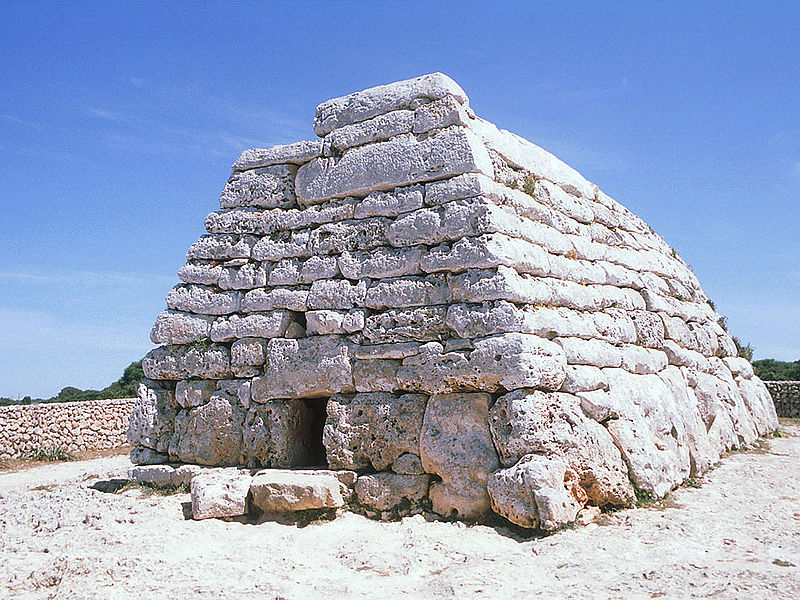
[165, 284, 242, 316]
[354, 185, 424, 219]
[362, 306, 448, 344]
[736, 378, 779, 436]
[533, 179, 594, 224]
[190, 469, 252, 520]
[659, 312, 696, 348]
[420, 392, 498, 519]
[296, 127, 492, 205]
[268, 259, 301, 286]
[424, 172, 503, 206]
[620, 346, 668, 375]
[150, 310, 214, 345]
[324, 392, 427, 470]
[127, 380, 176, 454]
[387, 197, 519, 248]
[253, 337, 354, 400]
[467, 115, 595, 199]
[178, 261, 223, 286]
[489, 389, 633, 506]
[365, 275, 450, 310]
[169, 393, 245, 466]
[421, 233, 550, 276]
[629, 310, 665, 349]
[232, 140, 322, 171]
[555, 337, 623, 368]
[186, 234, 256, 260]
[209, 311, 293, 342]
[251, 230, 311, 261]
[488, 455, 583, 530]
[448, 266, 553, 306]
[413, 94, 471, 133]
[579, 369, 694, 497]
[142, 344, 231, 380]
[662, 340, 709, 372]
[308, 218, 391, 255]
[327, 109, 414, 151]
[231, 338, 268, 369]
[219, 164, 297, 209]
[219, 262, 270, 290]
[560, 365, 609, 394]
[723, 357, 754, 379]
[241, 288, 309, 312]
[355, 473, 429, 511]
[397, 334, 567, 394]
[338, 247, 424, 280]
[129, 446, 169, 465]
[313, 72, 468, 136]
[392, 453, 424, 475]
[686, 321, 719, 357]
[299, 255, 340, 283]
[307, 278, 367, 310]
[175, 379, 216, 408]
[128, 464, 204, 488]
[250, 470, 344, 512]
[353, 342, 422, 360]
[306, 309, 366, 335]
[353, 358, 400, 392]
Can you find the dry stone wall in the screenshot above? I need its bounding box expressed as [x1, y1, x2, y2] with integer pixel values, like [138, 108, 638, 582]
[764, 381, 800, 417]
[129, 73, 778, 528]
[0, 398, 135, 459]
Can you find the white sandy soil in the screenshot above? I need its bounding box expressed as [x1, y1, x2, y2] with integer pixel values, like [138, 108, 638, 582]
[1, 422, 798, 600]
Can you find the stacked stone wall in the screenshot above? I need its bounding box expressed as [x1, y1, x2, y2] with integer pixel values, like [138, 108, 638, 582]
[764, 381, 800, 417]
[0, 398, 135, 459]
[128, 73, 779, 529]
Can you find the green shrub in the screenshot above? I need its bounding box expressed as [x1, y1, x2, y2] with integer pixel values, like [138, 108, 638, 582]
[25, 447, 76, 462]
[753, 359, 800, 381]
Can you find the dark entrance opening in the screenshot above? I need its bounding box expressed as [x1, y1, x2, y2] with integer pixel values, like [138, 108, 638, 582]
[300, 398, 328, 467]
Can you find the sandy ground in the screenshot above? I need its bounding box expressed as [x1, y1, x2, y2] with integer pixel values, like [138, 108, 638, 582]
[1, 422, 798, 600]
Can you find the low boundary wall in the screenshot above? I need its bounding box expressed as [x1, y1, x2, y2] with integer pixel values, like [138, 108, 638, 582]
[0, 398, 135, 459]
[764, 381, 800, 418]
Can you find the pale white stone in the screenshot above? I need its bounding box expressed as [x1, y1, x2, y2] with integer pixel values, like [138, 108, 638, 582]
[299, 255, 340, 283]
[338, 247, 423, 280]
[150, 310, 214, 345]
[620, 345, 668, 375]
[560, 365, 609, 393]
[127, 380, 176, 454]
[555, 337, 623, 368]
[178, 261, 223, 286]
[219, 165, 297, 209]
[355, 473, 429, 512]
[365, 275, 450, 310]
[307, 278, 367, 310]
[175, 379, 216, 408]
[165, 284, 242, 316]
[250, 470, 344, 512]
[190, 469, 252, 520]
[218, 262, 270, 290]
[413, 94, 471, 133]
[252, 337, 354, 400]
[327, 109, 414, 151]
[251, 230, 311, 261]
[421, 233, 550, 276]
[662, 340, 709, 372]
[354, 185, 424, 219]
[296, 127, 493, 205]
[186, 234, 255, 260]
[723, 357, 754, 379]
[307, 218, 391, 255]
[210, 311, 292, 342]
[241, 288, 309, 312]
[420, 392, 498, 519]
[305, 309, 366, 335]
[232, 140, 322, 171]
[142, 345, 231, 380]
[313, 72, 468, 136]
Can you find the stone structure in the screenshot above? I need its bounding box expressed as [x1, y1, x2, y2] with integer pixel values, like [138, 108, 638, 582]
[0, 398, 135, 459]
[129, 73, 778, 528]
[764, 381, 800, 417]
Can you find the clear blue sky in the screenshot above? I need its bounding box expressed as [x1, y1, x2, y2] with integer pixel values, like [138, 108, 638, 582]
[1, 1, 798, 398]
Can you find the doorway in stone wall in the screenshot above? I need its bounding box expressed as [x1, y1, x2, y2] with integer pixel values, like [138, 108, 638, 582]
[300, 398, 328, 467]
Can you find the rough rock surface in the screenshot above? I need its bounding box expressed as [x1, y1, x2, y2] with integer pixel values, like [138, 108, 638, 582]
[130, 73, 778, 529]
[250, 470, 344, 512]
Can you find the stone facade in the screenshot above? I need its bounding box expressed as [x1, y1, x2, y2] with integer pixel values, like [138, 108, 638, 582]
[764, 381, 800, 417]
[0, 398, 135, 459]
[129, 73, 778, 528]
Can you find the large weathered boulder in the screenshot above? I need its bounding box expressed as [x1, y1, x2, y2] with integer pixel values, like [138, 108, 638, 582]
[420, 392, 499, 519]
[249, 470, 344, 512]
[354, 472, 429, 512]
[190, 469, 252, 520]
[323, 392, 427, 471]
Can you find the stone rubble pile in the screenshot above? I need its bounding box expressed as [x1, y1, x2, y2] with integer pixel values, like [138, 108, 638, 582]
[764, 381, 800, 417]
[128, 73, 778, 528]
